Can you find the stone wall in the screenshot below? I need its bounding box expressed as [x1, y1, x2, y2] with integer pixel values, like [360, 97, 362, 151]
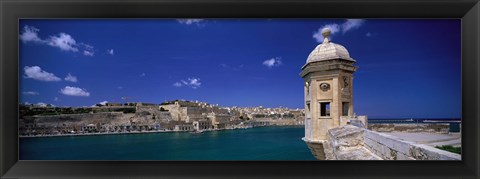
[363, 129, 460, 160]
[326, 125, 381, 160]
[340, 116, 368, 127]
[28, 112, 125, 127]
[368, 123, 449, 134]
[302, 138, 326, 160]
[136, 106, 172, 122]
[159, 104, 184, 121]
[313, 125, 461, 160]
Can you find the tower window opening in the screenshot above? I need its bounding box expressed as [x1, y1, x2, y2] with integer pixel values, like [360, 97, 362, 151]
[342, 102, 349, 116]
[320, 102, 330, 117]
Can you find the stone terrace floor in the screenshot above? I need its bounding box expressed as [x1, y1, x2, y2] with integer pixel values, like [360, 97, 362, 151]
[381, 132, 461, 147]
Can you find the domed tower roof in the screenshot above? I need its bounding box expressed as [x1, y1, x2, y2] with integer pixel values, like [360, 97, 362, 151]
[306, 28, 355, 64]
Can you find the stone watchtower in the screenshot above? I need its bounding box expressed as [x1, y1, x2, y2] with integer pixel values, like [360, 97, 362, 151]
[300, 28, 358, 159]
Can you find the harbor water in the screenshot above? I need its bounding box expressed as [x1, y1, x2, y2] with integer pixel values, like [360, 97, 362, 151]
[20, 126, 316, 160]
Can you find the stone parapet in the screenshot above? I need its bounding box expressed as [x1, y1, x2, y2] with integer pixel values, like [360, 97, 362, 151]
[363, 129, 460, 160]
[305, 125, 461, 160]
[340, 116, 368, 128]
[327, 125, 381, 160]
[302, 138, 326, 160]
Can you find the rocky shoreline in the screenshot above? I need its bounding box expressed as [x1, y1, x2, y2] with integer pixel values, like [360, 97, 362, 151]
[19, 124, 304, 138]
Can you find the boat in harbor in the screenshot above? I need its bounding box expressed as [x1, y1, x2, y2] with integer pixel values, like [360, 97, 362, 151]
[189, 130, 204, 134]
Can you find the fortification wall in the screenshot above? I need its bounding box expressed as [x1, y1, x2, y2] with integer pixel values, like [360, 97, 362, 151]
[26, 112, 126, 127]
[320, 125, 460, 160]
[136, 106, 172, 122]
[368, 123, 449, 134]
[363, 129, 460, 160]
[327, 125, 381, 160]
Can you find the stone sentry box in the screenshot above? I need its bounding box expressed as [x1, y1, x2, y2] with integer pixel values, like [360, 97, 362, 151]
[301, 28, 357, 145]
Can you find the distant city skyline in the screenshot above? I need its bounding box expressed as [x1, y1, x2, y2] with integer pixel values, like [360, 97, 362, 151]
[19, 19, 461, 118]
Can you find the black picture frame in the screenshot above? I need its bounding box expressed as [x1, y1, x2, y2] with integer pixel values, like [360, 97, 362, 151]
[1, 0, 479, 178]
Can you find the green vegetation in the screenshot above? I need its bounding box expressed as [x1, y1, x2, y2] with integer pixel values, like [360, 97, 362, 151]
[19, 104, 137, 117]
[254, 114, 266, 118]
[38, 112, 61, 116]
[435, 145, 461, 154]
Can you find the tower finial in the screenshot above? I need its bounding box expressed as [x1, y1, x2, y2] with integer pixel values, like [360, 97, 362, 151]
[321, 28, 331, 43]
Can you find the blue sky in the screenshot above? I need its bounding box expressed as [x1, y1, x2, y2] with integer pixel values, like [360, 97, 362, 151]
[19, 19, 461, 118]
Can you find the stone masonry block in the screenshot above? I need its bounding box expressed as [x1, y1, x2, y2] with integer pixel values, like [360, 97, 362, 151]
[413, 144, 461, 160]
[364, 142, 373, 152]
[369, 139, 380, 151]
[391, 141, 412, 156]
[364, 137, 374, 147]
[364, 132, 375, 142]
[387, 148, 398, 160]
[366, 133, 380, 144]
[376, 133, 397, 149]
[409, 145, 440, 160]
[378, 144, 387, 158]
[396, 152, 411, 160]
[381, 145, 394, 159]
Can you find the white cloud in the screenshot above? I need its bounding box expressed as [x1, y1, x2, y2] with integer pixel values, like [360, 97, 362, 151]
[32, 102, 54, 107]
[81, 43, 94, 56]
[177, 19, 205, 26]
[20, 25, 95, 55]
[117, 86, 123, 89]
[83, 50, 94, 56]
[47, 33, 79, 52]
[20, 26, 43, 43]
[366, 32, 372, 37]
[173, 82, 183, 87]
[313, 24, 340, 43]
[36, 102, 48, 107]
[23, 91, 39, 95]
[107, 49, 114, 55]
[64, 73, 78, 82]
[140, 73, 146, 77]
[60, 86, 90, 97]
[312, 19, 366, 43]
[174, 78, 201, 89]
[81, 43, 93, 49]
[54, 97, 59, 101]
[342, 19, 365, 34]
[262, 57, 282, 68]
[24, 66, 62, 82]
[187, 78, 201, 89]
[99, 101, 108, 105]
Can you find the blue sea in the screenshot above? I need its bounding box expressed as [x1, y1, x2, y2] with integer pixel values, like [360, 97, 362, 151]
[20, 126, 316, 160]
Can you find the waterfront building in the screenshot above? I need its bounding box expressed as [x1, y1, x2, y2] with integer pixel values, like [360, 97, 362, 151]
[193, 120, 212, 131]
[300, 28, 359, 159]
[18, 100, 305, 136]
[82, 124, 97, 132]
[174, 124, 194, 131]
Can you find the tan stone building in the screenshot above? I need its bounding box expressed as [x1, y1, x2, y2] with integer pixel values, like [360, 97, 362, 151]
[300, 28, 359, 158]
